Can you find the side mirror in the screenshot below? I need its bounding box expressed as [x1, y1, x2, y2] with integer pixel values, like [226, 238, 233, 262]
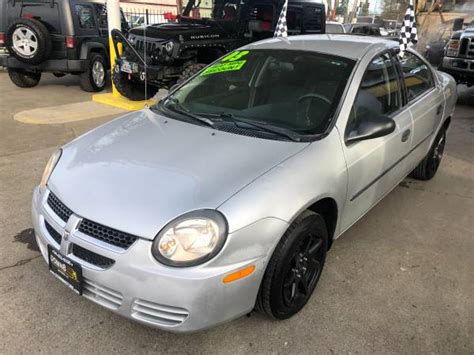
[346, 115, 396, 144]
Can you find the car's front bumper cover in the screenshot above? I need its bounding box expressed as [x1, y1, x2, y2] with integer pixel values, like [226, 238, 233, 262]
[440, 56, 474, 83]
[32, 187, 288, 332]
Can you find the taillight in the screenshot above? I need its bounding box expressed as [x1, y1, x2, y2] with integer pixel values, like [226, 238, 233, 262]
[446, 39, 460, 57]
[65, 36, 76, 49]
[0, 32, 5, 46]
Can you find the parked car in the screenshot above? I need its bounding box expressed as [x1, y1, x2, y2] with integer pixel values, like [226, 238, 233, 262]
[347, 23, 381, 36]
[0, 0, 127, 91]
[32, 35, 456, 333]
[111, 0, 326, 100]
[326, 21, 345, 34]
[439, 26, 474, 86]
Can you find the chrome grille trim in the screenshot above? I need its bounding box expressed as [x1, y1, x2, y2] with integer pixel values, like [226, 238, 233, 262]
[83, 278, 123, 310]
[132, 299, 189, 326]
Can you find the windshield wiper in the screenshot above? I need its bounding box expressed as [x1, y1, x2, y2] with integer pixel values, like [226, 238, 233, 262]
[197, 112, 302, 142]
[161, 98, 216, 128]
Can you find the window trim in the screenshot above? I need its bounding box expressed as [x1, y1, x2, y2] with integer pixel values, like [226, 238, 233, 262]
[397, 50, 436, 104]
[344, 49, 404, 142]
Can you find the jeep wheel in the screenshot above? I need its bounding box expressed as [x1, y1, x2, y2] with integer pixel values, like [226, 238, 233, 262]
[80, 53, 107, 92]
[6, 19, 52, 65]
[112, 66, 158, 101]
[177, 63, 206, 84]
[8, 68, 41, 88]
[256, 210, 328, 319]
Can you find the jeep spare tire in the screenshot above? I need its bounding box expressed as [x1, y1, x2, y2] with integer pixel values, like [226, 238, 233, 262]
[112, 66, 158, 101]
[6, 18, 52, 65]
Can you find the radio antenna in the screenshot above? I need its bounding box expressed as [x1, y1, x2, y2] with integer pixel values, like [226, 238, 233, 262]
[143, 10, 148, 107]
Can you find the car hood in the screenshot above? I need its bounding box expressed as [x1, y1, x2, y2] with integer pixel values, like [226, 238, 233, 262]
[48, 109, 308, 239]
[129, 20, 231, 41]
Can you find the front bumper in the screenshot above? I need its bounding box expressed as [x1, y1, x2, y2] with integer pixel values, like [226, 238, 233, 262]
[32, 187, 287, 332]
[0, 56, 87, 73]
[440, 56, 474, 84]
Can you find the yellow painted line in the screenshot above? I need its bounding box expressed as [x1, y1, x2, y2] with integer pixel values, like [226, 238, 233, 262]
[92, 93, 157, 111]
[14, 101, 126, 125]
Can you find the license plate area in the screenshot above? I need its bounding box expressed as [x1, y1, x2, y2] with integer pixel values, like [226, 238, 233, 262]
[48, 245, 83, 295]
[120, 60, 136, 74]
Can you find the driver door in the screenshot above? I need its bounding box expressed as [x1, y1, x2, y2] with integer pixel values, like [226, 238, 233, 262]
[339, 52, 413, 232]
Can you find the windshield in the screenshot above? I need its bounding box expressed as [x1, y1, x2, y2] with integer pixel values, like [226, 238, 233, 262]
[182, 0, 240, 21]
[161, 49, 355, 137]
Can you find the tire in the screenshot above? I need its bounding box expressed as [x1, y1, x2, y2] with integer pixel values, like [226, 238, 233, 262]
[6, 19, 52, 65]
[177, 63, 206, 84]
[256, 210, 328, 320]
[80, 53, 107, 92]
[411, 128, 446, 181]
[112, 65, 158, 101]
[8, 68, 41, 88]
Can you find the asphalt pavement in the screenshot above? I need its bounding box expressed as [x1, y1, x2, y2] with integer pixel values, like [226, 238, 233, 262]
[0, 73, 473, 354]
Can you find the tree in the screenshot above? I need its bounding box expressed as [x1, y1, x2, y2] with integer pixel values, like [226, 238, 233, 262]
[381, 0, 409, 20]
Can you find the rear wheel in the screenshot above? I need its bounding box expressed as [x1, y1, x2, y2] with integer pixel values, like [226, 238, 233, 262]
[112, 65, 158, 101]
[256, 210, 328, 319]
[80, 53, 107, 92]
[411, 128, 446, 180]
[177, 63, 206, 84]
[8, 68, 41, 88]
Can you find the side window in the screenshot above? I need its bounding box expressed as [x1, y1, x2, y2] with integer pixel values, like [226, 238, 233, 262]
[93, 4, 108, 28]
[399, 52, 434, 101]
[75, 4, 96, 29]
[350, 52, 401, 127]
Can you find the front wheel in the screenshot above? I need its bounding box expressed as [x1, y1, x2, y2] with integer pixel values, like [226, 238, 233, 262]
[411, 128, 446, 180]
[112, 65, 158, 101]
[256, 210, 328, 319]
[8, 68, 41, 88]
[177, 63, 206, 85]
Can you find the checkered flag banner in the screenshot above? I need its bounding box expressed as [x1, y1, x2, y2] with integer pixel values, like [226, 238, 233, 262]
[274, 0, 288, 38]
[399, 1, 418, 56]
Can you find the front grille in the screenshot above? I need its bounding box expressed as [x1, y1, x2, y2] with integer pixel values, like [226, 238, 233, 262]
[45, 221, 62, 245]
[72, 244, 115, 268]
[78, 219, 137, 249]
[135, 39, 159, 53]
[47, 192, 73, 222]
[82, 278, 123, 310]
[132, 299, 189, 327]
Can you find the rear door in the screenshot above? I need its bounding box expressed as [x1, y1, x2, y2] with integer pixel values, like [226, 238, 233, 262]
[396, 51, 443, 172]
[339, 51, 413, 231]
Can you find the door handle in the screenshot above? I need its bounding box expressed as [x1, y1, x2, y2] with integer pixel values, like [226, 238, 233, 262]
[401, 129, 411, 142]
[436, 105, 443, 115]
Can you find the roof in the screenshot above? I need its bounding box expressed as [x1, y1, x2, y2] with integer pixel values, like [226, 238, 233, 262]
[243, 35, 398, 60]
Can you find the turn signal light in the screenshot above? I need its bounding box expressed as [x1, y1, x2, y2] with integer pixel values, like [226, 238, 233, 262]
[0, 32, 5, 45]
[223, 265, 256, 284]
[65, 36, 76, 49]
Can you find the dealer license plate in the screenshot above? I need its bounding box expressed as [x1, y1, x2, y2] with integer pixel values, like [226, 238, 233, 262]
[120, 60, 133, 74]
[48, 245, 83, 295]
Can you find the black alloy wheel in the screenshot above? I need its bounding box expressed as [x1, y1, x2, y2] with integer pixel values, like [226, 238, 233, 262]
[256, 210, 328, 319]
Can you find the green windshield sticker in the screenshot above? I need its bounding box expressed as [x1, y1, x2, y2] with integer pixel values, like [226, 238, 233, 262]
[200, 60, 247, 76]
[200, 50, 250, 76]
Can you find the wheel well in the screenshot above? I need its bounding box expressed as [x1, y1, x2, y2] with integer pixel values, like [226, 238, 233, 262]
[89, 47, 109, 68]
[307, 198, 338, 249]
[443, 116, 451, 131]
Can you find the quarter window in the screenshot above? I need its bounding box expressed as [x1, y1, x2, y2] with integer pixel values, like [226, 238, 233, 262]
[93, 4, 108, 28]
[75, 5, 95, 29]
[350, 52, 401, 125]
[399, 52, 434, 101]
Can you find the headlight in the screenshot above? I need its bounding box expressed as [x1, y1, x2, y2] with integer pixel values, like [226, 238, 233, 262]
[152, 210, 227, 267]
[40, 148, 62, 191]
[164, 41, 174, 53]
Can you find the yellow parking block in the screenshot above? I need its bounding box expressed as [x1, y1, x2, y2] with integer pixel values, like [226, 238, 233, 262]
[14, 101, 126, 125]
[92, 93, 156, 111]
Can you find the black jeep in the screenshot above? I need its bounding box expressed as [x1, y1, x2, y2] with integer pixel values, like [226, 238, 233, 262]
[0, 0, 127, 91]
[112, 0, 326, 100]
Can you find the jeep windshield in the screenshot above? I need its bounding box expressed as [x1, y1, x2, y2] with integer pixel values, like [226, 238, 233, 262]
[182, 0, 240, 21]
[158, 49, 355, 138]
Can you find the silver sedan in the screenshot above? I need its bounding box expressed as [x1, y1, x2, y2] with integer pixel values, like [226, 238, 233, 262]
[32, 35, 457, 332]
